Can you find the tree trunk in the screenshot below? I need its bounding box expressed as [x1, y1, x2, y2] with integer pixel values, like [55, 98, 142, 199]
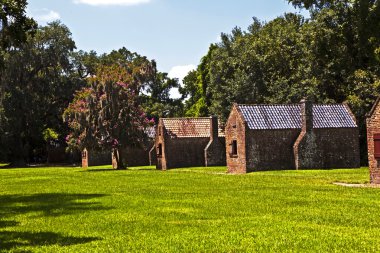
[114, 148, 126, 170]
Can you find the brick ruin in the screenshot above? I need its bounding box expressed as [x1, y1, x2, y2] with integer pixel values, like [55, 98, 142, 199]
[155, 116, 226, 170]
[226, 100, 360, 173]
[366, 97, 380, 184]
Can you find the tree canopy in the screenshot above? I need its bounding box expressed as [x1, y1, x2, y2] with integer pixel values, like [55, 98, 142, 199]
[181, 0, 380, 163]
[1, 0, 380, 165]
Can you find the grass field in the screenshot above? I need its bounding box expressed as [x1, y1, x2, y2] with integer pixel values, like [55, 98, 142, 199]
[0, 165, 379, 252]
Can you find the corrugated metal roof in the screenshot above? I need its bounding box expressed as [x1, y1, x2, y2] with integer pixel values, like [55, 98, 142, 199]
[238, 104, 357, 130]
[162, 118, 225, 138]
[144, 126, 156, 139]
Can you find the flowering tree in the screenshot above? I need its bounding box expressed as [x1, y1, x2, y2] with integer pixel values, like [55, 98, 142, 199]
[64, 63, 154, 169]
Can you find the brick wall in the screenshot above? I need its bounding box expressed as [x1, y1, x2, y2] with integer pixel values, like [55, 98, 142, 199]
[247, 129, 300, 171]
[82, 148, 111, 168]
[112, 144, 153, 168]
[294, 100, 359, 169]
[367, 99, 380, 184]
[156, 120, 167, 170]
[295, 130, 360, 170]
[226, 105, 247, 174]
[204, 116, 226, 167]
[164, 137, 211, 169]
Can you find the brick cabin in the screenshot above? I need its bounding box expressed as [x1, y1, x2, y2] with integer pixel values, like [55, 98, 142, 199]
[366, 97, 380, 184]
[111, 126, 156, 168]
[155, 116, 226, 170]
[226, 100, 360, 173]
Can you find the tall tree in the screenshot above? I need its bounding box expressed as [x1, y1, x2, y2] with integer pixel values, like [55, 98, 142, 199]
[0, 0, 36, 62]
[64, 63, 155, 170]
[0, 21, 81, 165]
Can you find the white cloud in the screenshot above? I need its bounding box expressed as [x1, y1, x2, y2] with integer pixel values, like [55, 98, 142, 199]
[168, 64, 196, 99]
[28, 9, 60, 24]
[73, 0, 151, 6]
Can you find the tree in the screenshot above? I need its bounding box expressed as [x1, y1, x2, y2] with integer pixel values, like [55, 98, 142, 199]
[0, 21, 81, 165]
[179, 44, 217, 117]
[141, 71, 183, 120]
[0, 0, 36, 64]
[64, 63, 154, 170]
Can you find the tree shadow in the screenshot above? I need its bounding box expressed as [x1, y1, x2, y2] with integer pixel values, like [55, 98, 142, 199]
[0, 231, 100, 252]
[0, 193, 108, 252]
[0, 220, 19, 229]
[0, 193, 111, 217]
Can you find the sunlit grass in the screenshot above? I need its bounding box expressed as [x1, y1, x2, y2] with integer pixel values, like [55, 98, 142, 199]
[0, 166, 378, 252]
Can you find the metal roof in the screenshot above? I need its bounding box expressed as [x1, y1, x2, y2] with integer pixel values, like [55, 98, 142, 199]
[144, 126, 156, 139]
[162, 118, 225, 138]
[238, 104, 357, 130]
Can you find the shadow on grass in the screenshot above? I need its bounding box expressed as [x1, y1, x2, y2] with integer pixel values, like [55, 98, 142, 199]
[0, 193, 111, 217]
[0, 220, 19, 229]
[0, 231, 100, 252]
[0, 193, 107, 252]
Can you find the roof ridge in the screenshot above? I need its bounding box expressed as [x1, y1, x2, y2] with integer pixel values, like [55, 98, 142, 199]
[238, 103, 347, 107]
[162, 117, 212, 120]
[237, 103, 300, 106]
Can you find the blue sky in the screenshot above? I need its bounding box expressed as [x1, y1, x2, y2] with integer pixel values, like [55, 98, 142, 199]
[26, 0, 301, 91]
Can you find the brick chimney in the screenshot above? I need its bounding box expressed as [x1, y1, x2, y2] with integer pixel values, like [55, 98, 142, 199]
[210, 116, 219, 141]
[301, 98, 313, 132]
[205, 115, 225, 167]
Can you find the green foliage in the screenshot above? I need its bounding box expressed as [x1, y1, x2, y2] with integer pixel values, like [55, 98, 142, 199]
[64, 63, 155, 169]
[42, 128, 59, 142]
[141, 71, 184, 120]
[184, 1, 380, 164]
[0, 0, 36, 49]
[0, 21, 81, 165]
[0, 166, 379, 252]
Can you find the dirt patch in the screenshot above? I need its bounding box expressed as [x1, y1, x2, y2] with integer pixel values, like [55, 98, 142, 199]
[334, 182, 380, 188]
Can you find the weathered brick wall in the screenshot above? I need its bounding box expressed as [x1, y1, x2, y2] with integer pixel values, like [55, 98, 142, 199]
[246, 129, 300, 171]
[113, 144, 153, 168]
[82, 149, 112, 168]
[295, 128, 360, 169]
[226, 106, 247, 174]
[317, 128, 359, 168]
[204, 137, 226, 166]
[294, 130, 323, 169]
[156, 121, 166, 170]
[367, 101, 380, 183]
[164, 137, 211, 169]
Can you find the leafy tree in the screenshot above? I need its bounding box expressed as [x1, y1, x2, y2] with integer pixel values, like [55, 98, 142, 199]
[0, 21, 81, 165]
[179, 44, 217, 117]
[64, 64, 154, 170]
[185, 2, 380, 164]
[0, 0, 36, 64]
[141, 71, 183, 120]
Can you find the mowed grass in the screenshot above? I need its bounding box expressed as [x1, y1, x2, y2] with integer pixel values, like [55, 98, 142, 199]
[0, 165, 379, 252]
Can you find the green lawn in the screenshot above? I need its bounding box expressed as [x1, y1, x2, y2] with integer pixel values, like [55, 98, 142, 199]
[0, 166, 379, 252]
